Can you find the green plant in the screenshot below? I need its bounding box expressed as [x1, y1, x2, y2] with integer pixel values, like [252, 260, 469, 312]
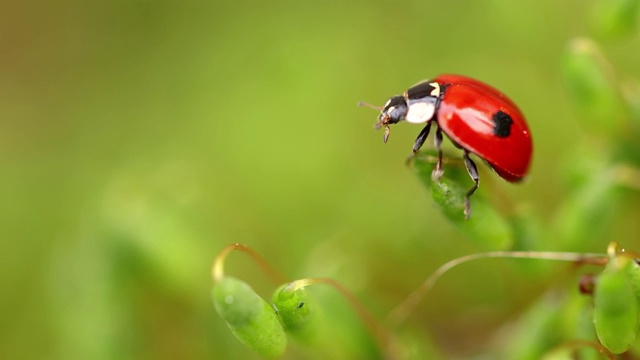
[210, 1, 640, 358]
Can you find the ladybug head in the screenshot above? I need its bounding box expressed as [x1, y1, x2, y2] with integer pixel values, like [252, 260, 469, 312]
[376, 96, 408, 143]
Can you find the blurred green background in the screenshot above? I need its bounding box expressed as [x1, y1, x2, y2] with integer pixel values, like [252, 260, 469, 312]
[2, 1, 640, 359]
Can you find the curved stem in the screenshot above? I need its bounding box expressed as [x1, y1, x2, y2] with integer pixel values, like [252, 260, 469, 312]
[385, 251, 608, 330]
[211, 243, 287, 284]
[285, 278, 399, 360]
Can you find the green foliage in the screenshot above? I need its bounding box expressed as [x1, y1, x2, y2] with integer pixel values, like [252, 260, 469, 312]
[500, 291, 598, 360]
[213, 273, 384, 359]
[212, 5, 640, 356]
[7, 1, 640, 359]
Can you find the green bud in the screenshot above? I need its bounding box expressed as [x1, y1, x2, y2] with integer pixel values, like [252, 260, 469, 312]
[593, 257, 639, 354]
[272, 283, 318, 342]
[212, 277, 286, 358]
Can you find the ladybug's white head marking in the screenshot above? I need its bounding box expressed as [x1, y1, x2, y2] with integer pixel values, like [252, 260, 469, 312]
[405, 102, 435, 124]
[403, 81, 439, 124]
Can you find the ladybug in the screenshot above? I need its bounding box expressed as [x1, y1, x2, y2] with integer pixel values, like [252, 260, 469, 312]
[362, 74, 532, 219]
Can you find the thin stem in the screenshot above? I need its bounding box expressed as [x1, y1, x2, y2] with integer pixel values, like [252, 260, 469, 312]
[285, 278, 399, 360]
[385, 251, 608, 330]
[211, 243, 287, 284]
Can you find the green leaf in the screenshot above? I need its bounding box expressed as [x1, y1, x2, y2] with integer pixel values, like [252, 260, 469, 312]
[562, 38, 627, 135]
[413, 152, 513, 250]
[593, 257, 639, 354]
[553, 157, 621, 250]
[212, 277, 287, 358]
[500, 290, 597, 360]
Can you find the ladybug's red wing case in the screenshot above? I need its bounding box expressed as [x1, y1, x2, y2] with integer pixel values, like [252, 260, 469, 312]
[436, 79, 533, 181]
[435, 74, 520, 110]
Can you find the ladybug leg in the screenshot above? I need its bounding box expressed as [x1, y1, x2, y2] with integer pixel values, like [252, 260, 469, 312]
[431, 127, 444, 181]
[405, 122, 432, 165]
[412, 121, 432, 154]
[462, 151, 479, 220]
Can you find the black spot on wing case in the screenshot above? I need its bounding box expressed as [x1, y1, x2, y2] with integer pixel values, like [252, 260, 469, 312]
[492, 110, 513, 138]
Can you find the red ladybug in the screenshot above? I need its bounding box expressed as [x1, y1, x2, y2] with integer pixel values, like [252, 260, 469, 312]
[363, 74, 532, 219]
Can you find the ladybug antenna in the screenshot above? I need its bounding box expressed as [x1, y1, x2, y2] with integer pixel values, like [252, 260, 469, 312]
[358, 101, 383, 111]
